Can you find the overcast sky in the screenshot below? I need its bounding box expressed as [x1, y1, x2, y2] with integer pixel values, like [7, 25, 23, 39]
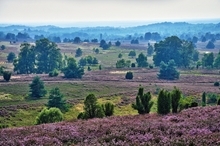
[0, 0, 220, 26]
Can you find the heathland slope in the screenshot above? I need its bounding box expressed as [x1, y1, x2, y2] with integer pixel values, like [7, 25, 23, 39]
[0, 105, 220, 145]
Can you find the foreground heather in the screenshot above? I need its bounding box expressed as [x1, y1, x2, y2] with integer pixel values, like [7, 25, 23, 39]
[1, 106, 220, 145]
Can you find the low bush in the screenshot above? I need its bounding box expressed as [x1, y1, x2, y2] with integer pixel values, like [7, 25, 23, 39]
[3, 71, 12, 82]
[125, 71, 133, 79]
[49, 69, 59, 77]
[214, 82, 219, 86]
[35, 108, 63, 125]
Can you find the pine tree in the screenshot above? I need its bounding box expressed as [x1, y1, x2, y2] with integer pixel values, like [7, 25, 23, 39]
[202, 92, 206, 106]
[157, 89, 171, 115]
[132, 87, 153, 114]
[102, 102, 114, 116]
[47, 87, 68, 112]
[29, 76, 47, 99]
[171, 87, 182, 113]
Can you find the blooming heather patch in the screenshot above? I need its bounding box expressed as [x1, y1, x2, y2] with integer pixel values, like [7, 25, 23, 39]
[1, 106, 220, 145]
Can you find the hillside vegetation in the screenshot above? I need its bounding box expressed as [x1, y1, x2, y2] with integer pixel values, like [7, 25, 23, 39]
[0, 105, 220, 145]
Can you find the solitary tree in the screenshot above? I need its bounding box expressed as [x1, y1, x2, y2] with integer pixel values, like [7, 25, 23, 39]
[171, 87, 182, 113]
[132, 87, 153, 114]
[3, 71, 12, 82]
[29, 76, 47, 99]
[78, 94, 105, 119]
[136, 53, 148, 67]
[125, 71, 133, 79]
[157, 89, 171, 115]
[206, 41, 215, 49]
[75, 48, 82, 57]
[7, 52, 16, 63]
[102, 102, 114, 116]
[128, 50, 136, 58]
[1, 45, 6, 50]
[47, 87, 68, 112]
[115, 41, 121, 46]
[73, 37, 81, 43]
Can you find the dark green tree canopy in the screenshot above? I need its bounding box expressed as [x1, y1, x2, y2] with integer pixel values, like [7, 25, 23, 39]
[13, 43, 35, 74]
[47, 87, 68, 112]
[73, 37, 81, 43]
[158, 60, 180, 80]
[75, 48, 83, 57]
[147, 43, 154, 56]
[128, 50, 136, 58]
[136, 53, 148, 67]
[7, 52, 16, 63]
[132, 87, 153, 114]
[157, 89, 171, 115]
[29, 76, 47, 99]
[115, 41, 121, 46]
[153, 36, 196, 67]
[62, 57, 84, 78]
[206, 41, 215, 49]
[35, 38, 62, 73]
[202, 52, 214, 68]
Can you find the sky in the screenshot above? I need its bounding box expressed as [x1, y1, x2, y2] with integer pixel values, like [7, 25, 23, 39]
[0, 0, 220, 27]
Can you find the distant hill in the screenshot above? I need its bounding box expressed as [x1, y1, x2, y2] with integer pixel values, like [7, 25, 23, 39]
[0, 21, 220, 41]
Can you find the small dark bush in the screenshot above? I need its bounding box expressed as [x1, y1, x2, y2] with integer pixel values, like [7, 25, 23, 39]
[149, 65, 154, 69]
[214, 82, 219, 86]
[217, 98, 220, 105]
[3, 71, 11, 82]
[189, 102, 198, 108]
[125, 71, 133, 79]
[49, 69, 59, 77]
[131, 63, 136, 68]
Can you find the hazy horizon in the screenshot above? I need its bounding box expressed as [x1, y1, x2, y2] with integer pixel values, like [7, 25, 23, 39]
[1, 0, 220, 27]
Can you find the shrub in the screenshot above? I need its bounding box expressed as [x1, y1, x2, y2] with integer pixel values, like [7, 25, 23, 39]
[102, 102, 114, 116]
[207, 93, 218, 104]
[179, 96, 198, 111]
[87, 66, 91, 71]
[214, 82, 219, 86]
[35, 108, 63, 125]
[189, 102, 198, 108]
[171, 87, 182, 113]
[48, 69, 59, 77]
[149, 65, 154, 69]
[131, 63, 136, 68]
[3, 71, 11, 82]
[118, 53, 122, 58]
[132, 87, 153, 114]
[125, 71, 133, 79]
[217, 98, 220, 105]
[202, 92, 206, 106]
[157, 89, 171, 115]
[78, 94, 105, 119]
[99, 65, 102, 70]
